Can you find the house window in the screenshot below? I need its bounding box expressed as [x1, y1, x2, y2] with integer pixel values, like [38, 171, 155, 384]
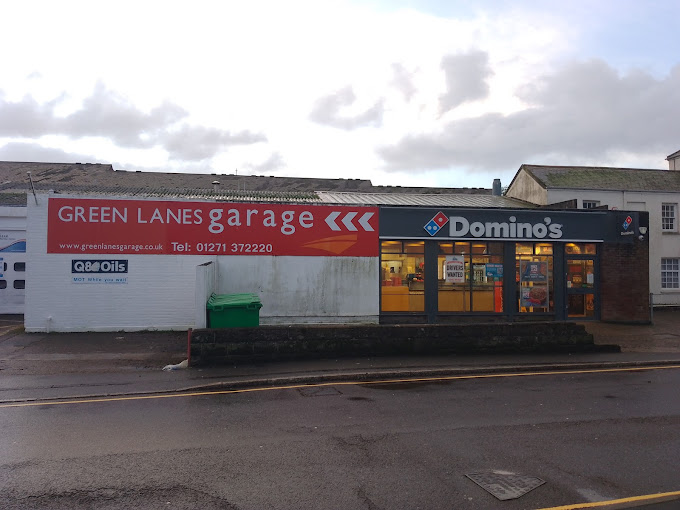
[661, 258, 680, 289]
[582, 200, 600, 209]
[662, 204, 676, 231]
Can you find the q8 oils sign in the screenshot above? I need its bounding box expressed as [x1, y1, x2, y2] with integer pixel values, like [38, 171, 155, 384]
[47, 197, 378, 257]
[71, 259, 128, 284]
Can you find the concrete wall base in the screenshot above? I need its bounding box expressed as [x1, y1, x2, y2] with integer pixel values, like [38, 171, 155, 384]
[189, 322, 613, 366]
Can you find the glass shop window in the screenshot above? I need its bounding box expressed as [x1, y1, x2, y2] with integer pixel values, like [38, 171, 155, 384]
[516, 243, 554, 313]
[438, 242, 504, 313]
[381, 241, 425, 312]
[565, 243, 597, 255]
[567, 259, 595, 290]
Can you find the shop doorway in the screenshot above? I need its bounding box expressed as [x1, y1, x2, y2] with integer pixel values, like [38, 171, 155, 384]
[565, 243, 598, 319]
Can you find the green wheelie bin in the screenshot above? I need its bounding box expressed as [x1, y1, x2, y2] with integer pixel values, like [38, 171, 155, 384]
[206, 293, 262, 328]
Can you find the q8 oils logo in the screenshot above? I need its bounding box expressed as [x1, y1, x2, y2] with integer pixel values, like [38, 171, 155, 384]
[72, 259, 128, 274]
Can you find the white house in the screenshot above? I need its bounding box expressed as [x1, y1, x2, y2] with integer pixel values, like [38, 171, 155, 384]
[667, 150, 680, 171]
[506, 155, 680, 307]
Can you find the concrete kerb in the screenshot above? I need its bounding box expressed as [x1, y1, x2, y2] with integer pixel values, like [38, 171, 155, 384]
[175, 359, 680, 393]
[3, 358, 680, 405]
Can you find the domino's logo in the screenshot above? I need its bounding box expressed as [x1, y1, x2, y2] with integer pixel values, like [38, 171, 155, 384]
[622, 215, 633, 230]
[424, 212, 449, 236]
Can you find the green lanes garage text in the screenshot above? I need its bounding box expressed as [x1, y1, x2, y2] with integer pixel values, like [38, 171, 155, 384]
[57, 205, 315, 236]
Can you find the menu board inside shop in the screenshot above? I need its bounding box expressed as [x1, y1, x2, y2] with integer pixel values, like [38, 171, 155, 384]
[519, 260, 549, 308]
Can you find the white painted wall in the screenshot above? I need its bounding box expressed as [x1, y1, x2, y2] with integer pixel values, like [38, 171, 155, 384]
[25, 194, 379, 332]
[195, 261, 217, 329]
[0, 206, 27, 230]
[0, 205, 27, 314]
[217, 255, 379, 325]
[504, 171, 548, 204]
[669, 153, 680, 170]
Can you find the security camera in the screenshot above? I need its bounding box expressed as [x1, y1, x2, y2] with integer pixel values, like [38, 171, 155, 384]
[639, 235, 644, 241]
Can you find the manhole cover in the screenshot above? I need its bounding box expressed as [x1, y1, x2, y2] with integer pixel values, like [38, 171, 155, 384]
[465, 471, 545, 501]
[298, 386, 342, 397]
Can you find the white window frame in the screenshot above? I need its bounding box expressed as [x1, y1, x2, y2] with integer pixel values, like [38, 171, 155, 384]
[662, 203, 676, 232]
[582, 200, 600, 209]
[661, 258, 680, 289]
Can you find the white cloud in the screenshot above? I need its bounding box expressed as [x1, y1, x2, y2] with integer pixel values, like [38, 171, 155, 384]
[439, 51, 493, 113]
[378, 60, 680, 172]
[0, 142, 98, 164]
[0, 83, 267, 162]
[162, 125, 266, 161]
[309, 87, 385, 130]
[390, 63, 418, 102]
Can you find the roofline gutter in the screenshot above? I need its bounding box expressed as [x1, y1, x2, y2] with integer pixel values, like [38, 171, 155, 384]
[546, 187, 680, 193]
[27, 172, 39, 205]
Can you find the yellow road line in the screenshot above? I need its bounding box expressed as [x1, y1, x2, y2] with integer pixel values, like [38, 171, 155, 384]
[537, 489, 680, 509]
[1, 364, 680, 409]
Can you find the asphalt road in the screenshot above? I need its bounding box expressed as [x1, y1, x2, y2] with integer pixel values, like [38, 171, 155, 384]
[1, 367, 679, 509]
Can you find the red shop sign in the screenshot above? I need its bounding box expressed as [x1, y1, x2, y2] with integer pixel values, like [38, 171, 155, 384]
[47, 198, 379, 257]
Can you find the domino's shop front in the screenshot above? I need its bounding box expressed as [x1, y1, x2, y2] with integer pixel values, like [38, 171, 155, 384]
[378, 207, 650, 324]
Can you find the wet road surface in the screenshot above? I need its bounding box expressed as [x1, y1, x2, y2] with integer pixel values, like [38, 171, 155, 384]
[1, 366, 679, 509]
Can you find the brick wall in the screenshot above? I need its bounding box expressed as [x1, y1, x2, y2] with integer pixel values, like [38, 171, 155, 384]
[600, 237, 650, 323]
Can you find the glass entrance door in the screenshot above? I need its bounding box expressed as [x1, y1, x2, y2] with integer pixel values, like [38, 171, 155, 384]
[566, 246, 598, 318]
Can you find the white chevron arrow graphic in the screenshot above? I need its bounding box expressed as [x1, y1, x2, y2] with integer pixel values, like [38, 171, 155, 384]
[325, 211, 341, 231]
[358, 212, 374, 231]
[325, 211, 375, 232]
[342, 212, 358, 231]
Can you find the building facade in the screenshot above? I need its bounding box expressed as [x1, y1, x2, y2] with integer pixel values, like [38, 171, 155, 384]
[23, 191, 649, 332]
[378, 206, 649, 324]
[25, 193, 380, 332]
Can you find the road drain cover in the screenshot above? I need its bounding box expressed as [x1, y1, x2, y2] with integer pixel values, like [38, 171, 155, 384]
[298, 386, 342, 397]
[465, 471, 545, 501]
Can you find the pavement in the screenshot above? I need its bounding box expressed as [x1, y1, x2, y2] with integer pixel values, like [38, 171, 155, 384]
[1, 310, 680, 403]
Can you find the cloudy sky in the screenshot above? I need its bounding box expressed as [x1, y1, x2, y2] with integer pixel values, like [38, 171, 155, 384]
[1, 0, 678, 189]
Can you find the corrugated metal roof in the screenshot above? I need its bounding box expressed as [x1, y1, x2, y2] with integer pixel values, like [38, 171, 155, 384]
[316, 191, 533, 208]
[3, 161, 522, 208]
[45, 187, 322, 203]
[521, 164, 680, 192]
[0, 161, 493, 195]
[35, 189, 533, 208]
[0, 193, 27, 207]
